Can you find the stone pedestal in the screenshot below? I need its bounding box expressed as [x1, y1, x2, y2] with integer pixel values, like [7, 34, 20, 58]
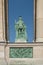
[5, 43, 43, 65]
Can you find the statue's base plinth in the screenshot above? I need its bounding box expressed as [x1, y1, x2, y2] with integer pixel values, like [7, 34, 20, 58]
[15, 39, 27, 42]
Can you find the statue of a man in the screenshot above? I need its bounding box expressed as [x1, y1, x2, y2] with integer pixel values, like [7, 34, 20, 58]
[15, 16, 27, 42]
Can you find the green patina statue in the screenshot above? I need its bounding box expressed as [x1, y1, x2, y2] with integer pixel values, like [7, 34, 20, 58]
[15, 16, 27, 42]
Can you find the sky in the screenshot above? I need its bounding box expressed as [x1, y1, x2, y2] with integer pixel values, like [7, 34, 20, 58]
[8, 0, 34, 42]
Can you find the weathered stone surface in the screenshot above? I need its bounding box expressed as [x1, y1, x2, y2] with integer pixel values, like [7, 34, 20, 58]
[8, 59, 43, 65]
[0, 58, 7, 65]
[36, 0, 43, 42]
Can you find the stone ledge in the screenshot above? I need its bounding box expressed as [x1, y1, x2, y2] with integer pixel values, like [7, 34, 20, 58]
[7, 43, 43, 47]
[8, 58, 43, 65]
[0, 42, 43, 46]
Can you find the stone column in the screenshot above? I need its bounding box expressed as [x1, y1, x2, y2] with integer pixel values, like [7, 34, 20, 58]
[0, 0, 5, 41]
[0, 0, 7, 64]
[36, 0, 43, 42]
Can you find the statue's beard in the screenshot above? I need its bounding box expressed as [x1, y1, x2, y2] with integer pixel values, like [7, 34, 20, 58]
[18, 28, 23, 32]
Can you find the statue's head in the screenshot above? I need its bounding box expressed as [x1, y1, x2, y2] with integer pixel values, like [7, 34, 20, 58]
[15, 16, 26, 33]
[17, 16, 25, 33]
[19, 16, 22, 20]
